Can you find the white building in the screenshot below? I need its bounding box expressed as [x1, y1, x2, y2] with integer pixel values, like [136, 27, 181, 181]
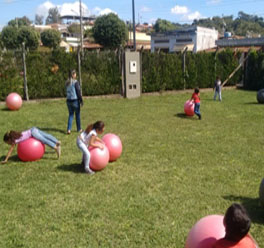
[151, 26, 218, 53]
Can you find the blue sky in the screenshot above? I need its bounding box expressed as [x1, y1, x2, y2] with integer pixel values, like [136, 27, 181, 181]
[0, 0, 263, 28]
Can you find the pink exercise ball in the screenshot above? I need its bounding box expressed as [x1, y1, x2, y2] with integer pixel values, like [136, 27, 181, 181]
[89, 143, 109, 171]
[6, 92, 23, 111]
[17, 138, 45, 162]
[184, 100, 194, 116]
[102, 133, 123, 162]
[185, 215, 225, 248]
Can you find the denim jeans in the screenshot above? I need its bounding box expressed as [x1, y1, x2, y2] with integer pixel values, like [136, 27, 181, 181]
[214, 90, 222, 101]
[76, 137, 93, 172]
[67, 100, 81, 132]
[194, 102, 201, 116]
[31, 127, 58, 149]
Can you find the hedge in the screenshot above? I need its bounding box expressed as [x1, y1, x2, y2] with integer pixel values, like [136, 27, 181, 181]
[1, 48, 263, 101]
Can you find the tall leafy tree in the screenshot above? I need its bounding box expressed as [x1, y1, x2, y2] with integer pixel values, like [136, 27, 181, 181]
[92, 13, 128, 49]
[17, 27, 40, 50]
[46, 7, 61, 24]
[1, 26, 19, 49]
[35, 14, 44, 25]
[8, 16, 31, 27]
[41, 29, 61, 49]
[153, 19, 180, 33]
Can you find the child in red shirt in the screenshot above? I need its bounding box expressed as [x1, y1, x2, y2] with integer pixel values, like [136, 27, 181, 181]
[191, 88, 201, 120]
[212, 203, 258, 248]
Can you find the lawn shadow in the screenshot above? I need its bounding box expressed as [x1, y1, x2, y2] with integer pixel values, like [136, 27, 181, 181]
[57, 163, 84, 173]
[0, 155, 20, 162]
[223, 195, 264, 225]
[1, 107, 12, 111]
[244, 102, 262, 105]
[38, 127, 65, 134]
[175, 113, 196, 120]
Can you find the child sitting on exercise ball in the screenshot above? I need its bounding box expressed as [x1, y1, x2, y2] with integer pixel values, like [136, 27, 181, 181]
[212, 203, 258, 248]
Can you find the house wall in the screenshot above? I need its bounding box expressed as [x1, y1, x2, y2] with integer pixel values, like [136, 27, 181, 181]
[151, 26, 218, 53]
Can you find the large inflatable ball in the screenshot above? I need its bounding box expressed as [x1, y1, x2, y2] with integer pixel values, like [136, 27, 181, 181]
[6, 92, 23, 110]
[185, 215, 225, 248]
[89, 143, 109, 171]
[184, 100, 195, 116]
[17, 138, 45, 162]
[102, 133, 123, 162]
[257, 89, 264, 104]
[259, 178, 264, 206]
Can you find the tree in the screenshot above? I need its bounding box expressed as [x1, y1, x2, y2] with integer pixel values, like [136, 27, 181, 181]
[92, 13, 128, 49]
[0, 26, 19, 49]
[17, 27, 39, 50]
[8, 16, 31, 27]
[41, 29, 61, 49]
[46, 7, 61, 24]
[68, 23, 80, 35]
[35, 14, 44, 25]
[153, 19, 178, 33]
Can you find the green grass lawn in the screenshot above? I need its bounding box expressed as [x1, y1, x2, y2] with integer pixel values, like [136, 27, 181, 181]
[0, 89, 264, 248]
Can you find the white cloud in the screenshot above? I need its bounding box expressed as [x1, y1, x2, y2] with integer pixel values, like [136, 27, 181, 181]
[171, 5, 189, 15]
[92, 7, 116, 16]
[59, 2, 90, 16]
[140, 6, 151, 13]
[170, 4, 205, 22]
[207, 0, 221, 5]
[36, 1, 55, 17]
[36, 1, 90, 18]
[185, 11, 204, 21]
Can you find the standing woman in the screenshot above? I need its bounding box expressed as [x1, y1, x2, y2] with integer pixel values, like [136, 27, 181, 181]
[65, 69, 83, 134]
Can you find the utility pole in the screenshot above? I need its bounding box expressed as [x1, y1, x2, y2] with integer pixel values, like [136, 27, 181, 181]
[132, 0, 136, 51]
[79, 0, 84, 57]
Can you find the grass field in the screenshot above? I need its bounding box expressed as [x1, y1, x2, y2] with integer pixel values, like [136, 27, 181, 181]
[0, 89, 264, 248]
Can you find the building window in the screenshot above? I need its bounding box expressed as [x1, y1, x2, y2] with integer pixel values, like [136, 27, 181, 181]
[176, 39, 192, 43]
[154, 40, 169, 44]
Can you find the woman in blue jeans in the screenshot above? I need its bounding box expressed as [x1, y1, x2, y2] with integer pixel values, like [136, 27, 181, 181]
[2, 127, 61, 163]
[65, 70, 83, 134]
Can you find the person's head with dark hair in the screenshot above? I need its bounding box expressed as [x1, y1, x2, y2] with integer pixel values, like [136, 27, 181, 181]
[224, 203, 251, 242]
[194, 87, 200, 94]
[3, 131, 22, 145]
[85, 121, 105, 134]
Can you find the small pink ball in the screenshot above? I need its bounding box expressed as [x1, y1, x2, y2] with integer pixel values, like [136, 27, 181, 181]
[6, 92, 23, 111]
[102, 133, 123, 162]
[184, 100, 194, 116]
[17, 138, 45, 162]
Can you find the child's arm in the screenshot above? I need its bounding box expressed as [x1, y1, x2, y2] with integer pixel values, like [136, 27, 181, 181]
[89, 135, 104, 149]
[1, 144, 16, 164]
[95, 136, 104, 144]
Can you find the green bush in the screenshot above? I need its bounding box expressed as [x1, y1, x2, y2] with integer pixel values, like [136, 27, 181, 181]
[244, 50, 264, 90]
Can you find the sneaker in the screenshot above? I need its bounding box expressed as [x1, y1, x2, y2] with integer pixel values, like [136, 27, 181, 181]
[67, 130, 71, 135]
[84, 167, 95, 175]
[78, 129, 83, 133]
[199, 115, 202, 120]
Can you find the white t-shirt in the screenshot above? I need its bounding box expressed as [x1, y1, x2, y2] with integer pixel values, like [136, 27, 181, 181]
[79, 129, 97, 145]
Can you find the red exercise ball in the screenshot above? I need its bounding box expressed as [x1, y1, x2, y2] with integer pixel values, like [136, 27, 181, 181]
[184, 100, 194, 116]
[89, 143, 109, 171]
[102, 133, 123, 162]
[6, 92, 23, 111]
[185, 215, 225, 248]
[17, 138, 45, 162]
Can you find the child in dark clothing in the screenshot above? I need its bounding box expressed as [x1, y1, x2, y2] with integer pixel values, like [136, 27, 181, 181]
[212, 203, 258, 248]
